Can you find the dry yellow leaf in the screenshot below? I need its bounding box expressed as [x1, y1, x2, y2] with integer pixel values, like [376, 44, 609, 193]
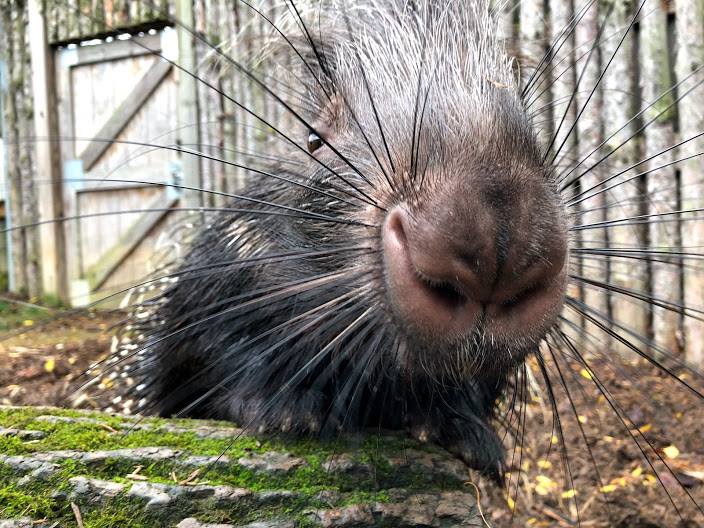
[631, 467, 643, 477]
[536, 475, 553, 484]
[44, 358, 55, 373]
[535, 484, 551, 496]
[579, 368, 592, 380]
[537, 460, 552, 469]
[506, 496, 516, 511]
[663, 445, 680, 459]
[613, 477, 627, 487]
[23, 320, 34, 327]
[577, 415, 587, 424]
[599, 484, 617, 493]
[643, 474, 657, 486]
[561, 489, 577, 499]
[638, 424, 652, 433]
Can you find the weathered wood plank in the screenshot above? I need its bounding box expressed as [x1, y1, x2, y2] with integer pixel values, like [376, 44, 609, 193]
[551, 0, 583, 343]
[575, 0, 610, 334]
[520, 0, 552, 145]
[79, 59, 172, 171]
[74, 32, 161, 65]
[675, 0, 704, 364]
[175, 0, 203, 207]
[84, 191, 178, 290]
[641, 0, 681, 354]
[601, 0, 649, 355]
[28, 0, 69, 302]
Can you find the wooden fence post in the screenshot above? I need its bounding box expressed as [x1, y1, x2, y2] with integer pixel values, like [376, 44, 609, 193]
[2, 1, 42, 299]
[676, 0, 704, 365]
[176, 0, 203, 208]
[576, 0, 610, 337]
[28, 0, 68, 303]
[601, 0, 649, 355]
[640, 0, 681, 354]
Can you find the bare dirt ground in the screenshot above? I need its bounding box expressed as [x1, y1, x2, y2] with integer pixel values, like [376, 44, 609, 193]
[1, 299, 702, 527]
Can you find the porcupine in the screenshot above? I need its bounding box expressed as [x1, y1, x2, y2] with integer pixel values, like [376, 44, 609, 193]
[107, 0, 567, 483]
[85, 0, 702, 502]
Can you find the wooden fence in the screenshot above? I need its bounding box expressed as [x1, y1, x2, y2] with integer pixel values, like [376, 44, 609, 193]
[0, 0, 702, 363]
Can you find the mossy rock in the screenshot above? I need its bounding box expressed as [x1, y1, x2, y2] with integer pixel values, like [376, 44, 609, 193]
[0, 406, 484, 527]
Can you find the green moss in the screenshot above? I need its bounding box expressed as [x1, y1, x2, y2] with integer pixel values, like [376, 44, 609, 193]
[0, 486, 56, 518]
[0, 435, 25, 456]
[0, 406, 468, 525]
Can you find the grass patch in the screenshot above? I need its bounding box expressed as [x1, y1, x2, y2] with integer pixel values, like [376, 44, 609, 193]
[0, 299, 54, 332]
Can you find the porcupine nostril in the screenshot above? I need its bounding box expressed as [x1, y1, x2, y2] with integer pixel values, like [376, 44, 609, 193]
[382, 205, 567, 338]
[382, 206, 487, 336]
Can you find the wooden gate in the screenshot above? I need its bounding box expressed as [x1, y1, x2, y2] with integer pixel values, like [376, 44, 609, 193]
[55, 30, 183, 306]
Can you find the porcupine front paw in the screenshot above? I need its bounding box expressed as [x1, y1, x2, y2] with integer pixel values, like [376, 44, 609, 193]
[224, 389, 329, 435]
[444, 434, 505, 485]
[408, 418, 505, 484]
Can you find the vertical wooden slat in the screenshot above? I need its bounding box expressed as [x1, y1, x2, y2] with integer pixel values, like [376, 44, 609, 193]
[239, 1, 253, 195]
[0, 2, 21, 293]
[233, 0, 246, 191]
[551, 0, 584, 343]
[205, 0, 219, 206]
[77, 0, 91, 38]
[176, 0, 203, 207]
[221, 0, 238, 198]
[640, 0, 681, 353]
[601, 0, 649, 354]
[4, 1, 42, 298]
[68, 0, 80, 42]
[28, 0, 69, 302]
[675, 0, 704, 364]
[575, 0, 610, 331]
[520, 0, 553, 145]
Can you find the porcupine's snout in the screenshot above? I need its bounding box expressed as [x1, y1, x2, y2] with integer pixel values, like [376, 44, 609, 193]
[381, 182, 568, 344]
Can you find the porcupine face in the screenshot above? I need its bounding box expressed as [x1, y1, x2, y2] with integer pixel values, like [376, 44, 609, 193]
[285, 1, 569, 383]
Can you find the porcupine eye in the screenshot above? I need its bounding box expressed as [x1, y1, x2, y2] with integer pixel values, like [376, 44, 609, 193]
[307, 131, 323, 153]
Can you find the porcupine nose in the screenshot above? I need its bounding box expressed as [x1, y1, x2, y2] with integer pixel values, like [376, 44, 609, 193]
[382, 203, 567, 338]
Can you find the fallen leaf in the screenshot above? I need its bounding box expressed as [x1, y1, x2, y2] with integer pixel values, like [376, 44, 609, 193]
[662, 445, 680, 459]
[643, 474, 657, 486]
[44, 358, 55, 373]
